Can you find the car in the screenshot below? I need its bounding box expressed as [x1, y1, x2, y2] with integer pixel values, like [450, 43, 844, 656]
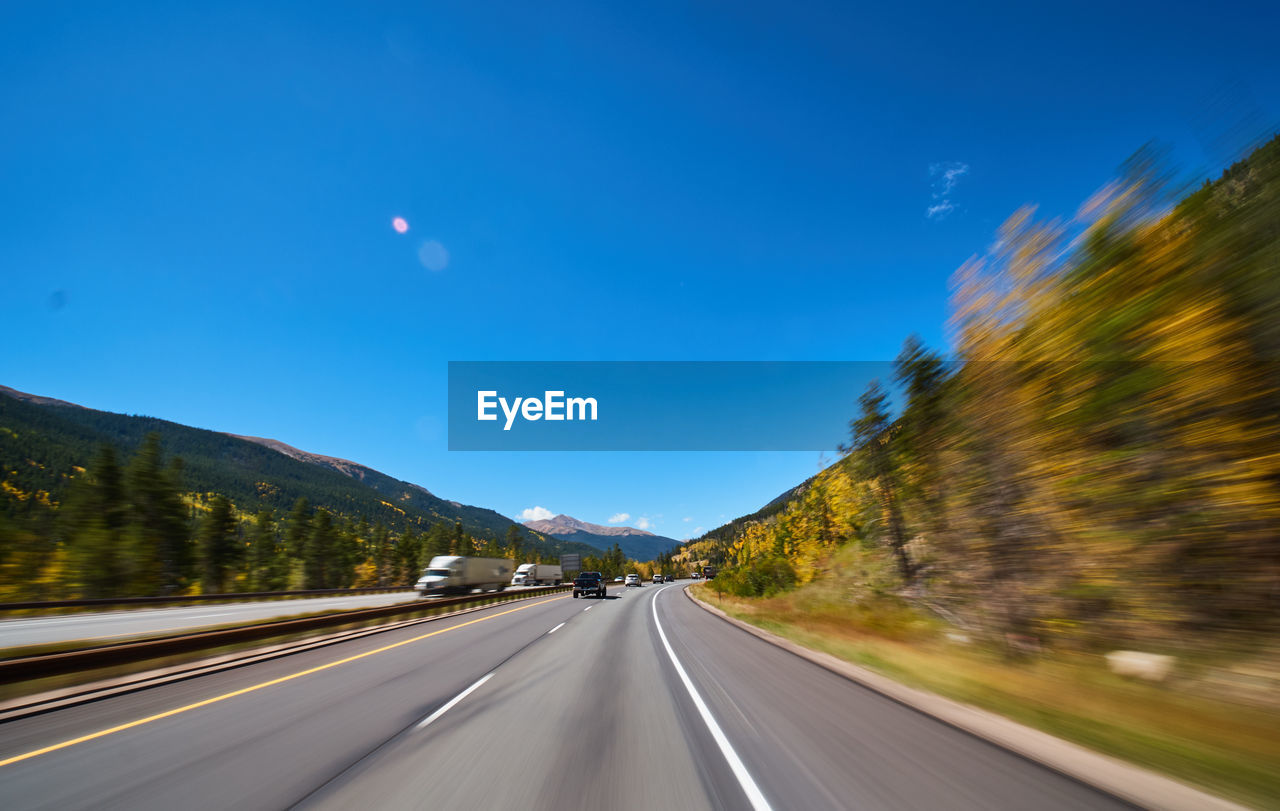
[572, 571, 607, 599]
[652, 573, 664, 583]
[624, 574, 641, 587]
[691, 571, 702, 579]
[614, 576, 624, 582]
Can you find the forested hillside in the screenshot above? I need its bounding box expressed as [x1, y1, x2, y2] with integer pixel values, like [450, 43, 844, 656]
[0, 391, 599, 599]
[671, 477, 815, 571]
[703, 136, 1280, 654]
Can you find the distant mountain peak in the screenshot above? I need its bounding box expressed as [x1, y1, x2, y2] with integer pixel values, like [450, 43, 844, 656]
[0, 385, 86, 410]
[230, 435, 441, 498]
[230, 434, 367, 480]
[523, 513, 680, 561]
[524, 513, 656, 538]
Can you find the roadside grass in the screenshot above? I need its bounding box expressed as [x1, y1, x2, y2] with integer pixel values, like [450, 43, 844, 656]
[692, 582, 1280, 809]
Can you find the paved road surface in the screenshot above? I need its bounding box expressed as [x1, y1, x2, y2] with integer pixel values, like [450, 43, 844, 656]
[0, 584, 1130, 810]
[0, 591, 423, 648]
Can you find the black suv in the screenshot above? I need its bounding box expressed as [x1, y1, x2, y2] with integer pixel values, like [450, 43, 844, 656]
[573, 571, 607, 599]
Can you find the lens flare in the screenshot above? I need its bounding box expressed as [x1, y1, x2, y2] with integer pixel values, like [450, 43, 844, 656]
[418, 240, 449, 271]
[392, 217, 409, 234]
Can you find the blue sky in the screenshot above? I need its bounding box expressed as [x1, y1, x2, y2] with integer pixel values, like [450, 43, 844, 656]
[3, 0, 1278, 542]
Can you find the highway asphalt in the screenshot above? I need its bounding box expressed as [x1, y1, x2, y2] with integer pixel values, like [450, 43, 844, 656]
[0, 583, 1132, 810]
[0, 590, 424, 648]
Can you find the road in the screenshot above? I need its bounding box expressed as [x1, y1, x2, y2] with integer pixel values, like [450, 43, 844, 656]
[0, 591, 425, 648]
[0, 583, 1130, 810]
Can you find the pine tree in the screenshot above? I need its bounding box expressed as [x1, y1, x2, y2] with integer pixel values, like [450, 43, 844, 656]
[505, 524, 523, 564]
[126, 434, 191, 594]
[398, 527, 422, 585]
[334, 521, 359, 588]
[844, 381, 913, 582]
[304, 508, 336, 589]
[372, 522, 390, 586]
[63, 444, 129, 598]
[894, 335, 952, 532]
[424, 522, 451, 565]
[248, 509, 285, 591]
[284, 498, 311, 560]
[199, 495, 239, 594]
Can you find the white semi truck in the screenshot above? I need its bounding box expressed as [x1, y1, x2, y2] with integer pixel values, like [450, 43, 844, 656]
[416, 556, 514, 596]
[511, 563, 563, 586]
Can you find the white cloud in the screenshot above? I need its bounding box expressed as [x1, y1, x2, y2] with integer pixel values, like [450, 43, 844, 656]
[693, 526, 704, 535]
[931, 161, 969, 194]
[518, 506, 554, 522]
[607, 512, 630, 524]
[927, 161, 969, 220]
[682, 517, 692, 522]
[926, 201, 955, 219]
[635, 517, 651, 530]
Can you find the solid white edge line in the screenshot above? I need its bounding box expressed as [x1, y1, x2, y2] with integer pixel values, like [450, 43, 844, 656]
[416, 672, 494, 730]
[651, 586, 773, 811]
[548, 622, 565, 634]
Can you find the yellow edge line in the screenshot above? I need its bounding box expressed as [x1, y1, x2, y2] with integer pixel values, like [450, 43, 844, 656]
[0, 594, 567, 768]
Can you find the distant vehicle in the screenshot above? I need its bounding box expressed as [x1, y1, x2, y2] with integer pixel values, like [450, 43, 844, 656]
[573, 571, 607, 599]
[614, 576, 624, 582]
[625, 574, 641, 587]
[691, 571, 702, 579]
[511, 563, 563, 586]
[652, 573, 664, 583]
[416, 556, 513, 596]
[701, 566, 718, 580]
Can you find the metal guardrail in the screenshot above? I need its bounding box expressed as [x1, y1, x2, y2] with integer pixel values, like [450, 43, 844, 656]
[0, 585, 572, 686]
[0, 585, 415, 612]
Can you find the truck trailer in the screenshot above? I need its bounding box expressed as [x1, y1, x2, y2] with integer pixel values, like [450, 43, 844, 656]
[511, 563, 563, 586]
[416, 556, 514, 596]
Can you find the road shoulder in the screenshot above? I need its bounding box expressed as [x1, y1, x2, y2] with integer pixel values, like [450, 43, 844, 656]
[684, 587, 1246, 811]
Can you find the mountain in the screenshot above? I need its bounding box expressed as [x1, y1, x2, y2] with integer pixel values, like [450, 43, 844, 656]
[0, 384, 86, 410]
[702, 476, 814, 545]
[522, 514, 681, 561]
[0, 386, 601, 558]
[230, 435, 386, 485]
